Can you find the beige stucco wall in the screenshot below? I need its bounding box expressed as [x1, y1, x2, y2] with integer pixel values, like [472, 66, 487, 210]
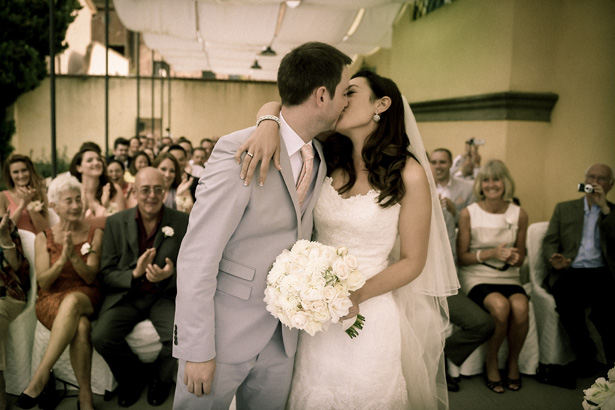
[382, 0, 614, 222]
[12, 76, 279, 160]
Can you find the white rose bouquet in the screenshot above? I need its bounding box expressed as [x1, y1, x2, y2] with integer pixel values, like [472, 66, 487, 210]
[583, 365, 615, 410]
[264, 240, 366, 338]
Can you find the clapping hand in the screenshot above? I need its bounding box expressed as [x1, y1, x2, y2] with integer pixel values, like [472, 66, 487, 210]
[15, 186, 35, 207]
[134, 248, 156, 278]
[549, 253, 571, 270]
[145, 257, 174, 283]
[494, 243, 519, 265]
[0, 213, 12, 242]
[60, 231, 76, 264]
[177, 174, 193, 196]
[101, 183, 112, 208]
[438, 195, 456, 217]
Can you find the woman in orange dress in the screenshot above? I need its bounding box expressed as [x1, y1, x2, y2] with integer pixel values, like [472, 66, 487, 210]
[16, 175, 103, 410]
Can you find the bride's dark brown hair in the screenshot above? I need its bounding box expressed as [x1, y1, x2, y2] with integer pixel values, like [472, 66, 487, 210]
[324, 70, 414, 208]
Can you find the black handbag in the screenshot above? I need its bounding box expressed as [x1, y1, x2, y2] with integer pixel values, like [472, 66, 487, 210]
[536, 363, 576, 389]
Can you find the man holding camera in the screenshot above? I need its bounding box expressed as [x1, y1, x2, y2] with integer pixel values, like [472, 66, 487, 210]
[542, 163, 615, 377]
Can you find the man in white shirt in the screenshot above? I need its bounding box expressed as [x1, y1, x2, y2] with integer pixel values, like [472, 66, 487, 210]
[430, 148, 475, 220]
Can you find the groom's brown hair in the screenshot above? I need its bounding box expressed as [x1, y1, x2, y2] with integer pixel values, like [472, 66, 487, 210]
[277, 42, 351, 107]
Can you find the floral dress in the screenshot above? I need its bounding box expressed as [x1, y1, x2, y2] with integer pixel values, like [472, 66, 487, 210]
[35, 226, 103, 330]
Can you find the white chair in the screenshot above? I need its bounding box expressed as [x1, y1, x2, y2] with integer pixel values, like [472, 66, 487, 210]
[527, 221, 605, 365]
[31, 319, 163, 394]
[5, 230, 38, 394]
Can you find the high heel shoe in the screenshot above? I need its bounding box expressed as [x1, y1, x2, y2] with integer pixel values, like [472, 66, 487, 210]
[15, 392, 39, 409]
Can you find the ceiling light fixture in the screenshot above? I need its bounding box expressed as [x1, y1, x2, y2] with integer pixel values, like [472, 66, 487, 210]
[343, 8, 365, 42]
[260, 45, 277, 56]
[285, 1, 301, 9]
[251, 59, 262, 70]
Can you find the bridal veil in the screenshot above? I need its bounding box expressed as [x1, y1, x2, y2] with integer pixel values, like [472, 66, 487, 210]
[390, 96, 459, 409]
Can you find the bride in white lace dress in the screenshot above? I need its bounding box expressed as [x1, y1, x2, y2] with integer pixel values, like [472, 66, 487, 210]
[242, 71, 458, 409]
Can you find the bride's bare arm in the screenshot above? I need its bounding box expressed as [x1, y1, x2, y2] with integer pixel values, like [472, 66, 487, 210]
[343, 158, 431, 318]
[234, 101, 282, 186]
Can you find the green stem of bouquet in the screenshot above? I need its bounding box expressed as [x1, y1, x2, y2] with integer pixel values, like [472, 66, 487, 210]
[345, 314, 365, 339]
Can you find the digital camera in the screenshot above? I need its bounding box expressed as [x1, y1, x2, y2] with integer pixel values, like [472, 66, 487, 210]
[466, 138, 485, 146]
[577, 183, 594, 194]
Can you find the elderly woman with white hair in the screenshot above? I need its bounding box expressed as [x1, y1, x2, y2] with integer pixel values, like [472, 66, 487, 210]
[16, 175, 103, 410]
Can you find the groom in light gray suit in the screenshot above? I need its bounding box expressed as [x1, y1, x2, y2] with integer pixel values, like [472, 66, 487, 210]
[173, 42, 351, 410]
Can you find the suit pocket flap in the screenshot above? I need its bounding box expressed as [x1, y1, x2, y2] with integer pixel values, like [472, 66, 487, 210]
[217, 274, 251, 301]
[219, 258, 255, 281]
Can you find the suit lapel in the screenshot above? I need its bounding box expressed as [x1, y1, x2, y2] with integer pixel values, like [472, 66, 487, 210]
[153, 206, 171, 252]
[571, 198, 586, 249]
[125, 208, 140, 257]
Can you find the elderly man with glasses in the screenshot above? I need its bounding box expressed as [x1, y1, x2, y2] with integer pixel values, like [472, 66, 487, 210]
[542, 163, 615, 378]
[92, 167, 189, 407]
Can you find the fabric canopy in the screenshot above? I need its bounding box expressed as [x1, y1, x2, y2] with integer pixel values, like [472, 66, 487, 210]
[114, 0, 408, 80]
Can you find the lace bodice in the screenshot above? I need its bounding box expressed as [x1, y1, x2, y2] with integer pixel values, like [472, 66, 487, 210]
[313, 177, 400, 280]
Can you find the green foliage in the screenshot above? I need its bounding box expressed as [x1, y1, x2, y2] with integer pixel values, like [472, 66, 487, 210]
[30, 147, 71, 179]
[0, 0, 81, 163]
[0, 118, 16, 162]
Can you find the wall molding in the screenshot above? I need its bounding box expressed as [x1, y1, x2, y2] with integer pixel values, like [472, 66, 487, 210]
[410, 91, 559, 122]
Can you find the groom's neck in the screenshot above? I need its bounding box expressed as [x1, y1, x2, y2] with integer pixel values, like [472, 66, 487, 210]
[281, 105, 322, 144]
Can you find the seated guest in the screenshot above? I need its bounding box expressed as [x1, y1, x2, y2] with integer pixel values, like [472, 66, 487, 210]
[199, 138, 215, 162]
[16, 175, 103, 410]
[108, 137, 130, 168]
[153, 153, 193, 213]
[457, 160, 529, 394]
[430, 148, 475, 220]
[124, 151, 152, 184]
[69, 148, 125, 223]
[1, 154, 50, 234]
[168, 145, 199, 203]
[542, 163, 614, 377]
[190, 147, 207, 178]
[0, 214, 31, 410]
[128, 137, 141, 160]
[91, 167, 189, 407]
[107, 159, 129, 197]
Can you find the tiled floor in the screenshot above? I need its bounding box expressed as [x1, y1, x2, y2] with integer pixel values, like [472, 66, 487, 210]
[6, 372, 597, 410]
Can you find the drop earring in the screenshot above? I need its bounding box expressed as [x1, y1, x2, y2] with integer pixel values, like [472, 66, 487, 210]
[373, 112, 380, 123]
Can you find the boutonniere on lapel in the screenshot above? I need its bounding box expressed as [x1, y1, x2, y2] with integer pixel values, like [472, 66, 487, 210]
[80, 243, 93, 256]
[162, 226, 175, 238]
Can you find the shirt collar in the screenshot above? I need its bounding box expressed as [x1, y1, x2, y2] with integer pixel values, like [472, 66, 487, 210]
[583, 196, 599, 213]
[280, 112, 312, 158]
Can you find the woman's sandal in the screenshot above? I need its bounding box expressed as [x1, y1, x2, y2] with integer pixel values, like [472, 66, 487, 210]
[485, 379, 505, 394]
[506, 376, 522, 391]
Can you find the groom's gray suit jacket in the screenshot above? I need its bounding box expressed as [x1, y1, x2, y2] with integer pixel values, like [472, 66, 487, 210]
[173, 126, 326, 365]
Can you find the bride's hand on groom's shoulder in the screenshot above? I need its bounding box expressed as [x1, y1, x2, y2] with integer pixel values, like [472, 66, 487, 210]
[235, 120, 281, 187]
[184, 359, 216, 397]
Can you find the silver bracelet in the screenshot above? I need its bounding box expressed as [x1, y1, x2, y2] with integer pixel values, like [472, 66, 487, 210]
[476, 250, 484, 263]
[256, 115, 280, 128]
[1, 242, 16, 250]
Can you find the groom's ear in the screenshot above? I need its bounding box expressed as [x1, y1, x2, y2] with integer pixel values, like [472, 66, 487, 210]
[314, 86, 327, 106]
